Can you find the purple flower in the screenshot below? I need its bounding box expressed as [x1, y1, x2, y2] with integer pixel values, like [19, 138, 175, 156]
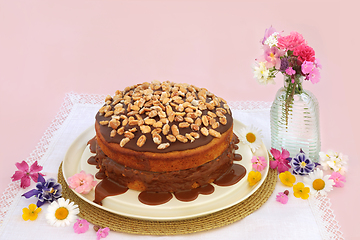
[261, 26, 277, 45]
[11, 161, 44, 189]
[279, 58, 289, 72]
[22, 174, 62, 207]
[290, 149, 315, 175]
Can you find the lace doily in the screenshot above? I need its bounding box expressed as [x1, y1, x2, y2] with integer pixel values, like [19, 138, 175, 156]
[0, 93, 343, 239]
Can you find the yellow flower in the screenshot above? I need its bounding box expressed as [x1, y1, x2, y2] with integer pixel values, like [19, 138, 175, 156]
[293, 182, 310, 200]
[248, 171, 262, 186]
[22, 204, 41, 221]
[279, 171, 296, 187]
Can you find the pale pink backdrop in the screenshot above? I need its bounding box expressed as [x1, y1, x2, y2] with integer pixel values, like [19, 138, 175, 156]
[0, 1, 359, 239]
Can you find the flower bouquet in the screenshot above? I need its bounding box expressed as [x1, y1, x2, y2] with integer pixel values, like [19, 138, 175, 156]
[254, 26, 322, 109]
[253, 26, 322, 161]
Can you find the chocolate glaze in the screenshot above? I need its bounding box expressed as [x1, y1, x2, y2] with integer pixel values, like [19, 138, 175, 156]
[95, 96, 233, 153]
[234, 153, 242, 161]
[138, 191, 173, 205]
[93, 178, 128, 205]
[174, 184, 215, 202]
[213, 164, 246, 186]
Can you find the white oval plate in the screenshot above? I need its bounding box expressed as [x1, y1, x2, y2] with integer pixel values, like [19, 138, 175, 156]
[62, 119, 269, 221]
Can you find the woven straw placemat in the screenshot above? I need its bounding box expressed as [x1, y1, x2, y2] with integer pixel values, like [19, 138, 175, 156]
[58, 162, 277, 235]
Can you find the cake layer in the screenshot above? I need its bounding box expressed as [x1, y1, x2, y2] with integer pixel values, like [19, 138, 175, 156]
[96, 121, 233, 172]
[91, 136, 237, 192]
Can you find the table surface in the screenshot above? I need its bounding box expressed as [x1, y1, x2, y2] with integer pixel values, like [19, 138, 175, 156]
[0, 1, 359, 239]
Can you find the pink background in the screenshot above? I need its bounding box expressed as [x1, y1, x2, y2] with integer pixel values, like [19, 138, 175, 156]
[0, 1, 358, 239]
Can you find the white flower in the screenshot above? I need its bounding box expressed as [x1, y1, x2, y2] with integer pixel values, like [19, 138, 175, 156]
[253, 62, 275, 85]
[264, 32, 279, 47]
[238, 125, 263, 153]
[319, 150, 348, 174]
[303, 168, 334, 196]
[46, 198, 80, 227]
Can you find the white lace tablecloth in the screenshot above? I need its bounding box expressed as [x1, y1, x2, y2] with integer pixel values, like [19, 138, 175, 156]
[0, 93, 343, 240]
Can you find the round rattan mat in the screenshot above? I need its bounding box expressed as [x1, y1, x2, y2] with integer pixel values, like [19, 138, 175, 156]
[58, 162, 277, 235]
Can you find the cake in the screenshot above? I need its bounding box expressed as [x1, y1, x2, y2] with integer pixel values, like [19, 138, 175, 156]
[89, 81, 238, 193]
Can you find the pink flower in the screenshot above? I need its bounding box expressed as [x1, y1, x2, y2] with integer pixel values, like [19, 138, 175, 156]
[270, 148, 291, 173]
[68, 171, 97, 194]
[97, 227, 110, 240]
[329, 172, 346, 188]
[285, 67, 296, 76]
[314, 58, 322, 69]
[257, 45, 285, 69]
[261, 26, 277, 44]
[293, 44, 315, 62]
[251, 156, 267, 171]
[73, 219, 90, 234]
[308, 68, 321, 84]
[276, 190, 289, 204]
[277, 31, 306, 51]
[11, 161, 44, 188]
[301, 61, 314, 74]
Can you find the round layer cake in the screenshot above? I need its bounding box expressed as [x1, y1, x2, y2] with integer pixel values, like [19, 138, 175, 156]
[91, 81, 235, 192]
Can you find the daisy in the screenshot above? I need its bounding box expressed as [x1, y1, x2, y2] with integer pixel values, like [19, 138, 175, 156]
[303, 168, 334, 196]
[238, 125, 263, 153]
[46, 198, 80, 227]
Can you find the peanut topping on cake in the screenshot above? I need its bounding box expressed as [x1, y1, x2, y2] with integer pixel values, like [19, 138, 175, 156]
[97, 81, 231, 149]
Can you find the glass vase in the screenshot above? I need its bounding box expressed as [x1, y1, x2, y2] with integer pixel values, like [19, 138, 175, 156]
[270, 76, 321, 162]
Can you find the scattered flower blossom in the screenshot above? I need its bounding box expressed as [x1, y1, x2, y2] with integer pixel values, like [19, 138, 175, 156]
[46, 198, 79, 227]
[293, 182, 310, 200]
[303, 168, 334, 196]
[97, 227, 110, 240]
[269, 148, 291, 173]
[251, 156, 267, 171]
[22, 174, 62, 207]
[276, 190, 289, 204]
[73, 219, 90, 234]
[11, 161, 44, 189]
[290, 149, 315, 175]
[279, 171, 296, 187]
[319, 150, 348, 174]
[238, 125, 264, 153]
[247, 171, 262, 186]
[68, 170, 97, 194]
[22, 203, 41, 221]
[329, 172, 346, 188]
